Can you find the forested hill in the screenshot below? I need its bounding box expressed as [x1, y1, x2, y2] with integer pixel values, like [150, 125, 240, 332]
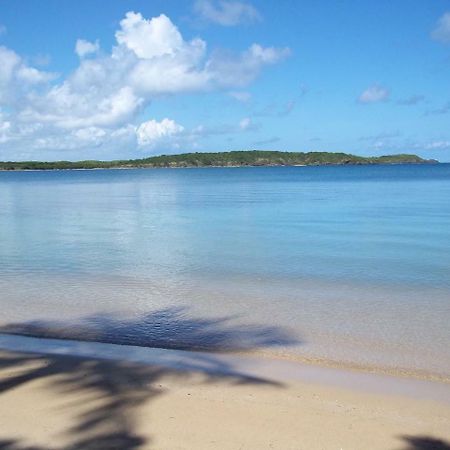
[0, 151, 437, 170]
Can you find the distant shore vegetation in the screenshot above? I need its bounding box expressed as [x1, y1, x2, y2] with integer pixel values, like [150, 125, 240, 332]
[0, 150, 437, 171]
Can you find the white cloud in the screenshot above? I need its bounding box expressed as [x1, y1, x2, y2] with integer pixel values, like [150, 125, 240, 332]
[356, 137, 450, 155]
[358, 84, 390, 104]
[0, 11, 289, 159]
[424, 140, 450, 150]
[116, 12, 204, 60]
[170, 117, 258, 143]
[206, 44, 290, 88]
[73, 126, 106, 142]
[247, 44, 287, 64]
[190, 122, 237, 137]
[194, 0, 262, 26]
[431, 12, 450, 44]
[0, 119, 12, 144]
[33, 13, 287, 123]
[136, 118, 184, 147]
[193, 117, 258, 134]
[75, 39, 100, 58]
[20, 85, 143, 129]
[239, 117, 252, 130]
[0, 46, 56, 105]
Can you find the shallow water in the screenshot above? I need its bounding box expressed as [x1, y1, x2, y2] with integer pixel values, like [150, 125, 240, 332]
[1, 165, 449, 377]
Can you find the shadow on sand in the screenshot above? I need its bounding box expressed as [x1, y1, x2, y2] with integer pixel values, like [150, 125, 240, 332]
[0, 307, 297, 449]
[399, 435, 450, 450]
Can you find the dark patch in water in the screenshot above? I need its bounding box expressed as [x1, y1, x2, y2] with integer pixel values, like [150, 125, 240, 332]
[0, 306, 299, 353]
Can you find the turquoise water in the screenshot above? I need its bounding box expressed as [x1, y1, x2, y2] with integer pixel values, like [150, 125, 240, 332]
[1, 165, 450, 376]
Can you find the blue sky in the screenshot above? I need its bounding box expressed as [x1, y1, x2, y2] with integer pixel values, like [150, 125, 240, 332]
[0, 0, 450, 161]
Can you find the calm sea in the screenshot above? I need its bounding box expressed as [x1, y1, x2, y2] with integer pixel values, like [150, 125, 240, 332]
[1, 165, 449, 378]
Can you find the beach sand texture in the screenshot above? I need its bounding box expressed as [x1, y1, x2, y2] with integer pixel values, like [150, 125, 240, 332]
[0, 348, 449, 450]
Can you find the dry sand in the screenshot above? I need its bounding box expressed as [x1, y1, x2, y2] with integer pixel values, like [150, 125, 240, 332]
[0, 345, 450, 450]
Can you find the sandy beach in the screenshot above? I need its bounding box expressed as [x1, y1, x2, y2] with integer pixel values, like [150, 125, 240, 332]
[0, 336, 449, 450]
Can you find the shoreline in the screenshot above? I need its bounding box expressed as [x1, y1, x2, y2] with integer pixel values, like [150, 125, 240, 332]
[2, 330, 449, 385]
[239, 348, 450, 385]
[1, 333, 449, 401]
[1, 334, 449, 449]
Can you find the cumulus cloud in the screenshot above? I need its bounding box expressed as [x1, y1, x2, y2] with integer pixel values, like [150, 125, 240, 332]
[431, 12, 450, 44]
[116, 12, 206, 61]
[0, 46, 56, 105]
[136, 116, 257, 149]
[194, 0, 262, 26]
[75, 39, 100, 58]
[0, 11, 289, 159]
[358, 84, 390, 104]
[136, 118, 184, 147]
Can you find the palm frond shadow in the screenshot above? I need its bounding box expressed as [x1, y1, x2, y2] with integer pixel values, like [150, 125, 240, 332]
[0, 306, 297, 352]
[0, 307, 299, 449]
[399, 435, 450, 450]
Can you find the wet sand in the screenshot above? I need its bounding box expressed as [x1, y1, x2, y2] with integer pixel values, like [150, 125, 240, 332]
[0, 336, 449, 449]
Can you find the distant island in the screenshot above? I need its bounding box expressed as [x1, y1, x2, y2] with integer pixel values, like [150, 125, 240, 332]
[0, 151, 438, 170]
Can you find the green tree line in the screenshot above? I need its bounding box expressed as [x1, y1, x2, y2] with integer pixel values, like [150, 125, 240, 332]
[0, 150, 436, 170]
